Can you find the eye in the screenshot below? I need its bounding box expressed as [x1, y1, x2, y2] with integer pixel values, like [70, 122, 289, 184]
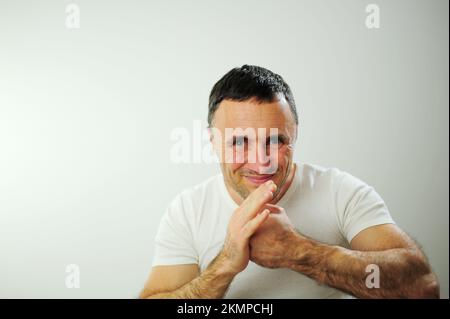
[233, 136, 246, 146]
[268, 135, 281, 146]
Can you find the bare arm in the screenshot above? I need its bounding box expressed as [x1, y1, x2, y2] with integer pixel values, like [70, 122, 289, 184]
[141, 253, 236, 299]
[141, 180, 278, 299]
[249, 209, 440, 298]
[284, 225, 439, 298]
[139, 264, 199, 299]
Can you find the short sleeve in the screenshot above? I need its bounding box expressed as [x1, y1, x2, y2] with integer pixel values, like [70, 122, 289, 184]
[151, 194, 199, 266]
[334, 170, 395, 243]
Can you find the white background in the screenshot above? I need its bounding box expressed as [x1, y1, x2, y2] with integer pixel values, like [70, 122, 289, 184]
[0, 0, 448, 298]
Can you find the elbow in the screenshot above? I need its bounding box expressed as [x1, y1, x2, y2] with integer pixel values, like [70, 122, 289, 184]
[413, 273, 440, 299]
[139, 288, 171, 299]
[401, 250, 440, 298]
[138, 291, 150, 299]
[139, 289, 157, 299]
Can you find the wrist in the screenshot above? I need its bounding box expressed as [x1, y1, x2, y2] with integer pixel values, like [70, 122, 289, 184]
[283, 231, 343, 283]
[211, 249, 241, 277]
[282, 230, 314, 268]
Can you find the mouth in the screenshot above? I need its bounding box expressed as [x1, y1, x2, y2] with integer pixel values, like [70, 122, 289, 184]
[243, 174, 275, 186]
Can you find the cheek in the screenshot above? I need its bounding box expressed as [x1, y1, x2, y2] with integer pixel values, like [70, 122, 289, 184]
[274, 148, 293, 176]
[271, 146, 292, 169]
[230, 163, 242, 171]
[279, 145, 293, 161]
[225, 162, 244, 174]
[221, 145, 246, 164]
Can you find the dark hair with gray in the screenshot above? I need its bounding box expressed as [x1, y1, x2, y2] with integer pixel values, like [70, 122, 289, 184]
[208, 65, 298, 127]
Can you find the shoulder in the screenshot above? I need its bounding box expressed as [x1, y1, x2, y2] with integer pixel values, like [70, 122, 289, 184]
[300, 163, 363, 187]
[298, 163, 371, 202]
[172, 174, 222, 204]
[166, 174, 223, 218]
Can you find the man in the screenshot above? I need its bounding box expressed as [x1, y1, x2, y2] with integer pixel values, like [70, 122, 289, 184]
[140, 65, 439, 298]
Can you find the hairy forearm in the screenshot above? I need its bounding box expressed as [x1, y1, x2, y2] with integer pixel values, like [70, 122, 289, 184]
[284, 233, 439, 298]
[145, 254, 236, 299]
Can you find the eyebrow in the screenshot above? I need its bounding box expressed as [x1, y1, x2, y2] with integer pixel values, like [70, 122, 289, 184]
[226, 133, 289, 144]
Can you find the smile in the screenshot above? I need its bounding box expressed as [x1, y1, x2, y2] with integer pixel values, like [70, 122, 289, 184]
[243, 174, 275, 185]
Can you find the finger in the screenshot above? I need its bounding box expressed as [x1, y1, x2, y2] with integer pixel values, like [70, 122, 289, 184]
[242, 209, 270, 238]
[240, 181, 277, 222]
[263, 204, 283, 213]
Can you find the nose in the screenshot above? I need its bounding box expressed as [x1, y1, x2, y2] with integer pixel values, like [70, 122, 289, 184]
[245, 142, 277, 174]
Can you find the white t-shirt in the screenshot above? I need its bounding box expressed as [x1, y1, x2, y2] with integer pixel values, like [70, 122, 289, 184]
[152, 163, 395, 298]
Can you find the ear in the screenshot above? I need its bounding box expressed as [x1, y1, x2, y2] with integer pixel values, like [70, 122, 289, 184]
[208, 126, 218, 153]
[208, 126, 223, 160]
[207, 127, 214, 143]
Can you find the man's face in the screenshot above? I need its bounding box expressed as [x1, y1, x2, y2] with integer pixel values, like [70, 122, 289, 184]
[210, 95, 297, 200]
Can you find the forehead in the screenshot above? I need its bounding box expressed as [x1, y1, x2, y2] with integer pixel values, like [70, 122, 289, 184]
[212, 96, 296, 132]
